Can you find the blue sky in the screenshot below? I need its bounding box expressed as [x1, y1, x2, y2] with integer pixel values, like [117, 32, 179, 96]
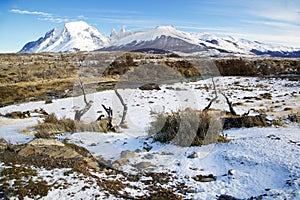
[0, 0, 300, 52]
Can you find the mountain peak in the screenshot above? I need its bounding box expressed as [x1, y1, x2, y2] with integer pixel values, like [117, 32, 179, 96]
[63, 21, 95, 33]
[19, 21, 109, 53]
[154, 25, 176, 31]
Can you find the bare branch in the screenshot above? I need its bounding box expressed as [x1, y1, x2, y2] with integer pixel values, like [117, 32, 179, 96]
[203, 96, 218, 111]
[74, 78, 93, 121]
[115, 90, 128, 128]
[78, 78, 88, 105]
[212, 77, 217, 97]
[74, 102, 92, 121]
[221, 93, 237, 116]
[102, 104, 114, 131]
[203, 77, 218, 111]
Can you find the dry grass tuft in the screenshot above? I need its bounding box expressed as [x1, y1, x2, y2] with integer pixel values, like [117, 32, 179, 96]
[34, 113, 107, 138]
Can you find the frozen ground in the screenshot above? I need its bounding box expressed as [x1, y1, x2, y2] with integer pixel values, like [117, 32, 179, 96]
[0, 76, 299, 199]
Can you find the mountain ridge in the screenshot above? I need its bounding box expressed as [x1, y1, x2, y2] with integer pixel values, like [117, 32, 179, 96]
[19, 21, 300, 57]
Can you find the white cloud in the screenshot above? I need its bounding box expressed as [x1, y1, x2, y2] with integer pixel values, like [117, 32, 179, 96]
[10, 9, 51, 16]
[246, 1, 300, 23]
[10, 9, 68, 23]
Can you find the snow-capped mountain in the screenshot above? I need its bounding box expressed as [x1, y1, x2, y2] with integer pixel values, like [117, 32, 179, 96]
[19, 21, 300, 57]
[19, 21, 110, 53]
[102, 26, 210, 53]
[103, 26, 300, 57]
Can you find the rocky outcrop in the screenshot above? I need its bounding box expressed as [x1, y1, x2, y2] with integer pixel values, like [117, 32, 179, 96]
[0, 138, 101, 173]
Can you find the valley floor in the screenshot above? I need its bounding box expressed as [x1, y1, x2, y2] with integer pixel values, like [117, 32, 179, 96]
[0, 76, 299, 199]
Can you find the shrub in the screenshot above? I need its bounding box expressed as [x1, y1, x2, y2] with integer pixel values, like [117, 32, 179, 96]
[149, 109, 223, 146]
[34, 113, 107, 138]
[150, 109, 270, 146]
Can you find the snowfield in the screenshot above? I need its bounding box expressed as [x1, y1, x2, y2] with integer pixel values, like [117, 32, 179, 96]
[0, 76, 299, 199]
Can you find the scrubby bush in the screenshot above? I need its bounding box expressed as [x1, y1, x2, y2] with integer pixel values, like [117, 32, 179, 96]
[34, 113, 107, 138]
[149, 109, 224, 146]
[150, 108, 271, 146]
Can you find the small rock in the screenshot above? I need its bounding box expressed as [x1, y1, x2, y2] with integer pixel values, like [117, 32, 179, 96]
[186, 188, 197, 193]
[112, 163, 120, 169]
[90, 143, 97, 146]
[134, 149, 142, 153]
[139, 83, 161, 90]
[29, 138, 65, 147]
[134, 162, 152, 170]
[187, 152, 198, 159]
[45, 99, 53, 104]
[228, 169, 235, 175]
[193, 174, 216, 182]
[144, 154, 154, 160]
[120, 150, 139, 159]
[114, 158, 129, 166]
[143, 146, 152, 152]
[218, 194, 240, 200]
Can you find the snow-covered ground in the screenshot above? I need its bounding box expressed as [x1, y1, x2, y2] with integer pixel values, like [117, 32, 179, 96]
[0, 76, 299, 199]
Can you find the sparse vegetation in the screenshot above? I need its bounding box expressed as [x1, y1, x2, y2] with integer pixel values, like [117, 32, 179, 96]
[34, 113, 108, 138]
[215, 58, 300, 76]
[0, 165, 49, 199]
[150, 108, 271, 146]
[1, 53, 300, 107]
[223, 114, 268, 129]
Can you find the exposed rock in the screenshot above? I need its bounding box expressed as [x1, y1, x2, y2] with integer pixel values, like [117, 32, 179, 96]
[45, 99, 53, 104]
[144, 154, 154, 160]
[187, 152, 198, 159]
[134, 149, 142, 153]
[120, 150, 139, 159]
[218, 194, 241, 200]
[0, 138, 8, 150]
[28, 138, 65, 147]
[7, 138, 101, 172]
[134, 161, 152, 170]
[192, 174, 216, 182]
[228, 169, 235, 175]
[139, 83, 161, 90]
[113, 158, 129, 167]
